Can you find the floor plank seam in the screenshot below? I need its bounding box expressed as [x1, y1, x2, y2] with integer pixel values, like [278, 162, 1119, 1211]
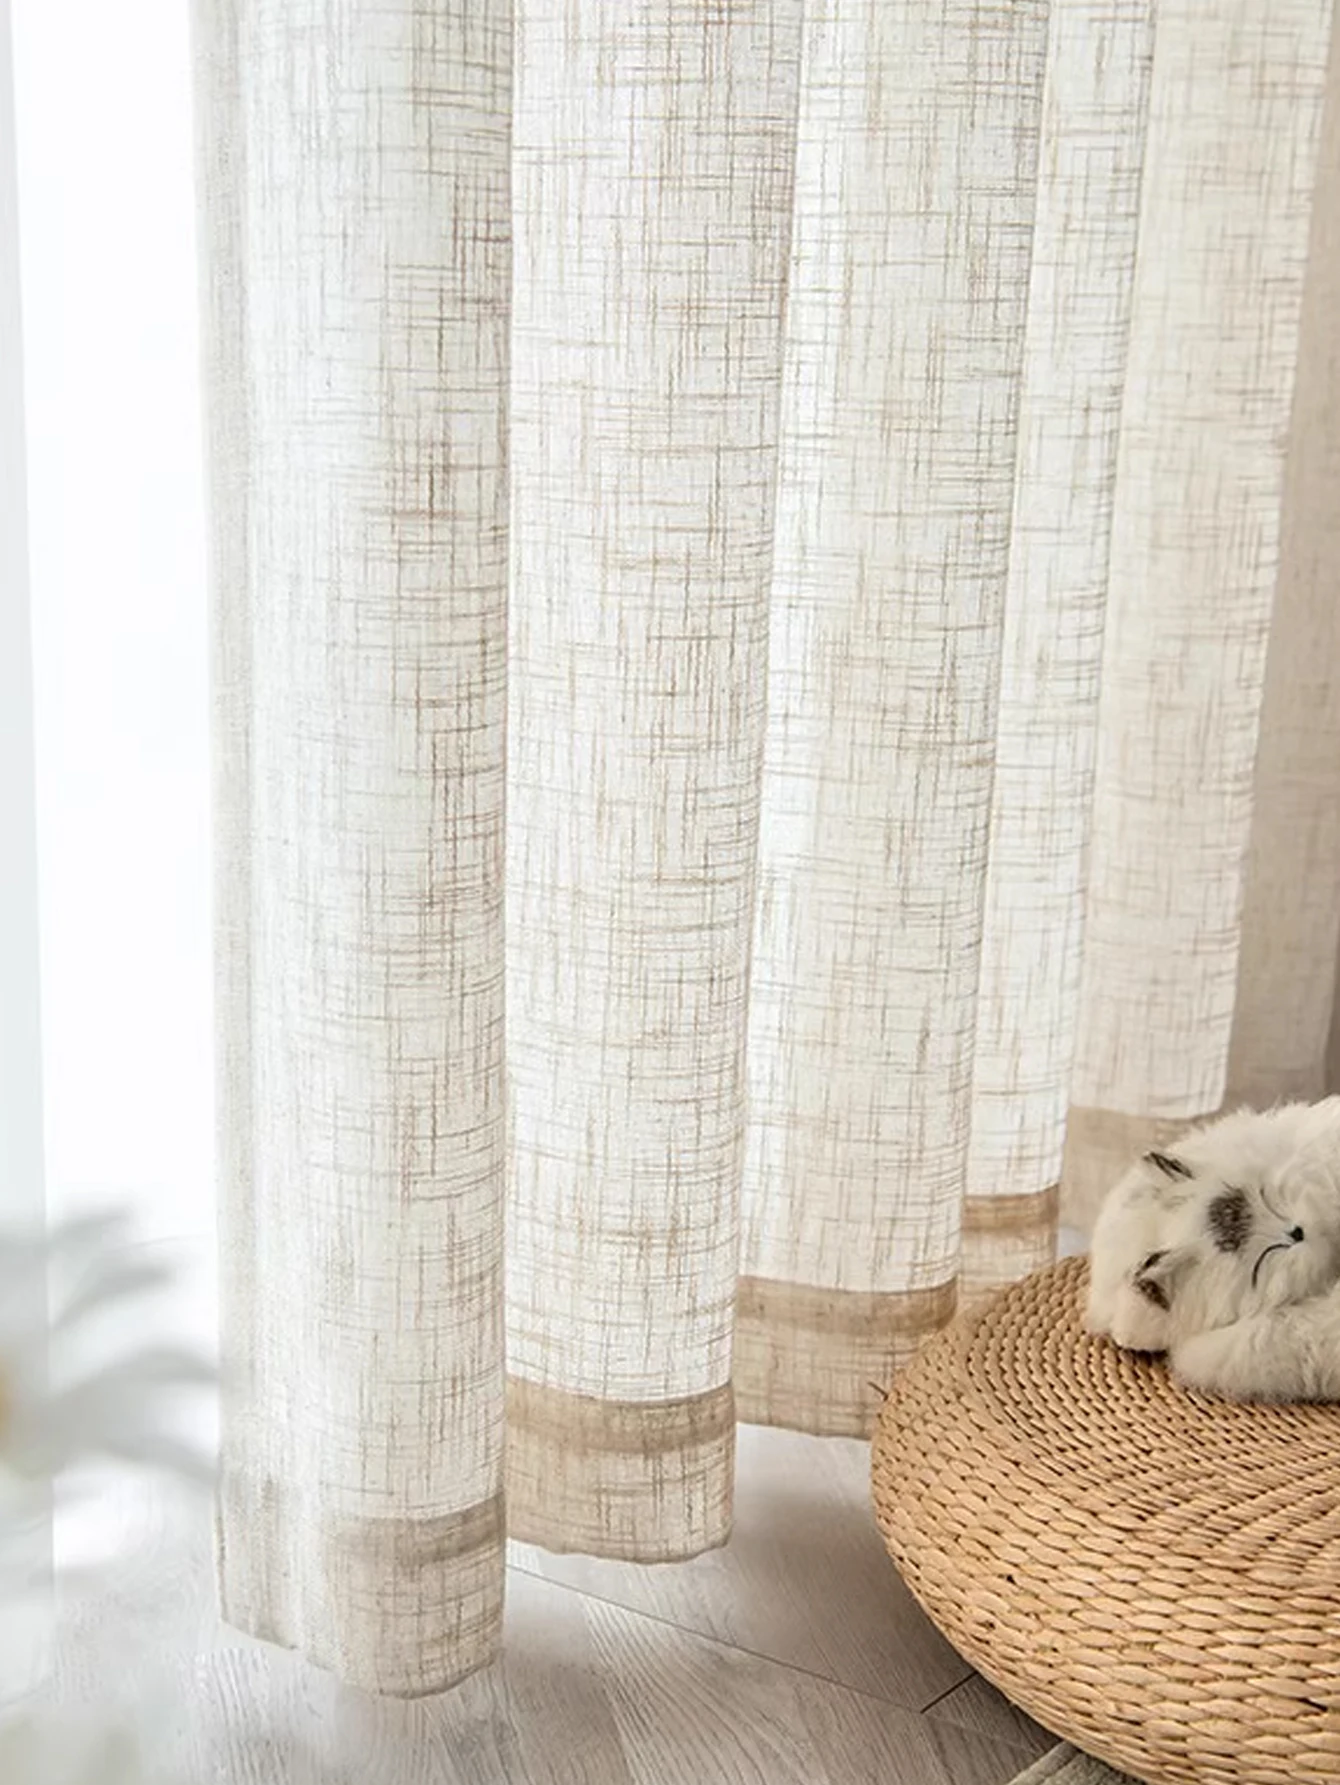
[921, 1682, 1062, 1762]
[504, 1560, 977, 1718]
[921, 1677, 973, 1713]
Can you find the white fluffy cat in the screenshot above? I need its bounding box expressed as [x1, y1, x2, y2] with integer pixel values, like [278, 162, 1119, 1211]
[1085, 1099, 1340, 1402]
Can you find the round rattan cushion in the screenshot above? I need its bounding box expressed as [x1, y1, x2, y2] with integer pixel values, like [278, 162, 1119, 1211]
[871, 1256, 1340, 1785]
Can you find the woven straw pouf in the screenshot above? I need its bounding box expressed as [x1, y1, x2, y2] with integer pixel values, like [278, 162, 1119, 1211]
[871, 1256, 1340, 1785]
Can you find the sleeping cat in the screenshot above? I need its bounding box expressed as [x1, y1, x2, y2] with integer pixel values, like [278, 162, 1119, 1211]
[1085, 1099, 1340, 1402]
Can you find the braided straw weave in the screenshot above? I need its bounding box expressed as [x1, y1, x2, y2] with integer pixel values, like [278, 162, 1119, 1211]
[871, 1257, 1340, 1785]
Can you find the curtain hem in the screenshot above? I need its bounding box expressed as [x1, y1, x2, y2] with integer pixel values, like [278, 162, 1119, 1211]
[505, 1377, 734, 1561]
[960, 1185, 1058, 1309]
[216, 1475, 504, 1698]
[734, 1277, 957, 1439]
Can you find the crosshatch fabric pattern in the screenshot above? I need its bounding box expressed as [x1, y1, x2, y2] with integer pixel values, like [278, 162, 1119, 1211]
[735, 0, 1050, 1437]
[1066, 0, 1338, 1225]
[196, 0, 512, 1695]
[962, 0, 1154, 1305]
[1228, 11, 1340, 1115]
[505, 0, 802, 1558]
[194, 0, 1340, 1694]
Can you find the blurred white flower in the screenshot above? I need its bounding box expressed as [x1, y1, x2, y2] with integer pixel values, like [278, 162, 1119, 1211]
[0, 1210, 210, 1780]
[0, 1211, 212, 1488]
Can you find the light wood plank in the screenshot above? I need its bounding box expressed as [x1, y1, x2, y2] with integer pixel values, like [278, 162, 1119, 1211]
[510, 1422, 970, 1710]
[161, 1577, 634, 1785]
[785, 1652, 1052, 1785]
[569, 1573, 1029, 1785]
[147, 1572, 1032, 1785]
[42, 1432, 1040, 1785]
[925, 1674, 1058, 1768]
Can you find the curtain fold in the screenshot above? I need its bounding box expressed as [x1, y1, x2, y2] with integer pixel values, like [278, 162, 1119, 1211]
[191, 0, 1340, 1696]
[735, 0, 1049, 1436]
[1228, 9, 1340, 1111]
[505, 0, 802, 1559]
[962, 0, 1154, 1303]
[196, 0, 511, 1694]
[1064, 0, 1338, 1226]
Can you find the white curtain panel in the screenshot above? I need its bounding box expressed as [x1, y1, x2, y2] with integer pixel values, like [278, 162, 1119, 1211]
[1065, 0, 1339, 1216]
[736, 0, 1049, 1433]
[506, 0, 800, 1559]
[191, 0, 1340, 1694]
[961, 0, 1154, 1300]
[197, 0, 510, 1694]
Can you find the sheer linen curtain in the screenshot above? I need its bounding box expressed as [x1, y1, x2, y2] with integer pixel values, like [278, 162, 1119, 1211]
[191, 0, 1340, 1695]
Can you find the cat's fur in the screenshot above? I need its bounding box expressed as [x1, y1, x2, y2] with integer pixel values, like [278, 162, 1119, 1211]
[1085, 1099, 1340, 1402]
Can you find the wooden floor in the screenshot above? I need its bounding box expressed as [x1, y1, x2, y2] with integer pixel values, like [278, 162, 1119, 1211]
[47, 1424, 1056, 1785]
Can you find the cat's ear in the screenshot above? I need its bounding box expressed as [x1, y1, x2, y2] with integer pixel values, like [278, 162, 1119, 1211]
[1145, 1151, 1192, 1182]
[1132, 1245, 1190, 1312]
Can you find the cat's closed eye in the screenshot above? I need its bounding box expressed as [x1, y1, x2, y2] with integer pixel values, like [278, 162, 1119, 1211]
[1145, 1152, 1192, 1181]
[1134, 1252, 1171, 1310]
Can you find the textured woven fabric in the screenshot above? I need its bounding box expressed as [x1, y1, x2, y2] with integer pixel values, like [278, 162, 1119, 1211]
[192, 0, 1340, 1694]
[737, 0, 1050, 1434]
[196, 0, 511, 1694]
[963, 0, 1153, 1301]
[1064, 0, 1339, 1227]
[505, 0, 799, 1556]
[1068, 0, 1337, 1215]
[1228, 10, 1340, 1113]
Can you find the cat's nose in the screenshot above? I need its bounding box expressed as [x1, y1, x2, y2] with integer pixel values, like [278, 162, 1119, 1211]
[1289, 1224, 1306, 1243]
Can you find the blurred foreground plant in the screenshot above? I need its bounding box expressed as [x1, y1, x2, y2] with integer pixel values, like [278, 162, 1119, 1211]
[0, 1210, 214, 1782]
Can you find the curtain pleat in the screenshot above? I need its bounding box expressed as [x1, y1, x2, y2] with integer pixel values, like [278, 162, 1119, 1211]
[506, 0, 803, 1557]
[1065, 0, 1336, 1225]
[1228, 13, 1340, 1109]
[735, 0, 1050, 1437]
[962, 0, 1155, 1304]
[198, 0, 512, 1694]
